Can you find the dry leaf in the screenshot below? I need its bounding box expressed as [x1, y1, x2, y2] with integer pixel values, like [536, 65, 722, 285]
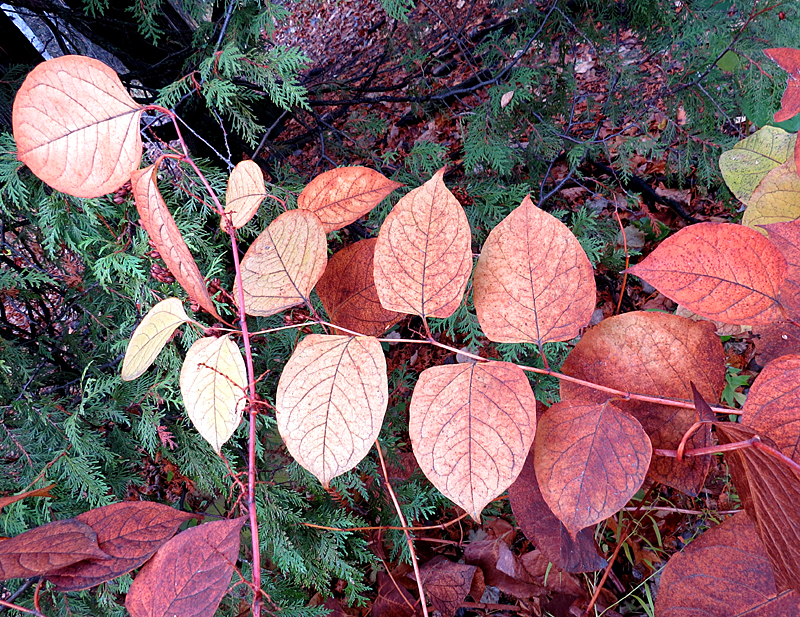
[742, 159, 800, 233]
[276, 335, 388, 487]
[222, 160, 265, 230]
[417, 556, 477, 617]
[500, 91, 514, 108]
[297, 166, 402, 233]
[121, 298, 189, 381]
[764, 48, 800, 123]
[373, 168, 472, 318]
[131, 165, 221, 320]
[0, 484, 55, 515]
[237, 209, 327, 317]
[409, 361, 537, 520]
[473, 195, 595, 344]
[764, 217, 800, 319]
[12, 55, 143, 198]
[180, 335, 247, 454]
[753, 321, 800, 364]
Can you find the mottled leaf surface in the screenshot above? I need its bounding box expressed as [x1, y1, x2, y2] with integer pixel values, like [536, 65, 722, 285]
[417, 556, 477, 617]
[222, 160, 265, 230]
[764, 217, 800, 319]
[753, 321, 800, 364]
[719, 126, 794, 202]
[742, 159, 800, 233]
[121, 298, 188, 381]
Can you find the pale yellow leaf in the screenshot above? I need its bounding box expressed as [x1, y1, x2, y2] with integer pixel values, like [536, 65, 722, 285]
[742, 158, 800, 234]
[276, 335, 388, 487]
[719, 126, 794, 203]
[222, 160, 266, 231]
[180, 335, 247, 454]
[121, 298, 189, 381]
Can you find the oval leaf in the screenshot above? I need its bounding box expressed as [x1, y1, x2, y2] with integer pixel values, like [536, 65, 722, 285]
[473, 195, 596, 344]
[409, 361, 537, 520]
[132, 165, 221, 320]
[236, 209, 327, 317]
[627, 223, 787, 325]
[276, 334, 388, 487]
[533, 400, 651, 536]
[561, 311, 725, 494]
[297, 166, 403, 233]
[221, 159, 266, 231]
[764, 218, 800, 318]
[742, 159, 800, 233]
[121, 298, 189, 381]
[12, 55, 143, 198]
[180, 335, 247, 454]
[125, 517, 246, 617]
[418, 556, 478, 617]
[719, 126, 794, 203]
[373, 168, 472, 319]
[316, 238, 403, 336]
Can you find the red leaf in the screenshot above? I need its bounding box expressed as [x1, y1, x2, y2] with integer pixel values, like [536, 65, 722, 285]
[0, 519, 108, 580]
[125, 517, 246, 617]
[753, 321, 800, 364]
[764, 48, 800, 123]
[46, 502, 197, 591]
[764, 217, 800, 319]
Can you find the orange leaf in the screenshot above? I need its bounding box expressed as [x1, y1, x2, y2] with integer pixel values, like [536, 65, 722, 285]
[373, 168, 472, 319]
[0, 484, 55, 515]
[297, 166, 403, 233]
[409, 361, 537, 520]
[655, 512, 800, 616]
[276, 335, 388, 487]
[627, 223, 787, 325]
[753, 321, 800, 365]
[315, 238, 403, 336]
[764, 48, 800, 123]
[561, 311, 725, 494]
[236, 209, 327, 317]
[131, 165, 221, 320]
[533, 400, 651, 536]
[764, 217, 800, 319]
[125, 517, 246, 617]
[221, 159, 266, 230]
[12, 56, 143, 198]
[473, 195, 595, 344]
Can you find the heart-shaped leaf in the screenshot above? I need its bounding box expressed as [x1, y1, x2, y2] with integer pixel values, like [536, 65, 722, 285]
[276, 334, 388, 487]
[719, 126, 794, 203]
[473, 195, 596, 344]
[12, 55, 143, 198]
[221, 160, 266, 231]
[373, 168, 472, 319]
[409, 361, 537, 520]
[180, 335, 247, 454]
[236, 209, 327, 317]
[121, 298, 189, 381]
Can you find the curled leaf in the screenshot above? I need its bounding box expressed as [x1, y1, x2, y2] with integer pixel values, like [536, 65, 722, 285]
[12, 55, 143, 198]
[222, 160, 266, 231]
[180, 335, 247, 454]
[121, 298, 189, 381]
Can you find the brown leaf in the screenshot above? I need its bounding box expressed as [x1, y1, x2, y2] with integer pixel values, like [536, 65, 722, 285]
[654, 512, 800, 616]
[297, 166, 403, 233]
[561, 311, 725, 494]
[12, 56, 143, 198]
[46, 502, 196, 591]
[765, 48, 800, 123]
[222, 160, 265, 230]
[764, 217, 800, 318]
[508, 447, 607, 573]
[315, 238, 403, 336]
[236, 209, 327, 317]
[627, 223, 787, 325]
[533, 400, 651, 536]
[373, 571, 421, 617]
[373, 168, 472, 319]
[0, 484, 55, 515]
[519, 551, 585, 597]
[463, 535, 546, 598]
[125, 517, 246, 617]
[0, 519, 108, 580]
[276, 335, 388, 487]
[717, 422, 800, 594]
[409, 361, 537, 520]
[417, 556, 477, 617]
[753, 321, 800, 364]
[131, 165, 221, 320]
[473, 195, 595, 344]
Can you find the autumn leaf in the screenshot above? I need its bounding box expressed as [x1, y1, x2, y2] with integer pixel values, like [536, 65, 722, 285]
[236, 209, 327, 317]
[132, 165, 221, 320]
[719, 126, 794, 203]
[417, 556, 477, 617]
[533, 400, 651, 536]
[655, 512, 800, 616]
[473, 195, 595, 344]
[764, 217, 800, 318]
[276, 335, 388, 487]
[46, 502, 196, 591]
[561, 311, 725, 494]
[753, 321, 800, 364]
[12, 55, 143, 198]
[627, 223, 787, 324]
[297, 166, 403, 233]
[180, 335, 247, 454]
[373, 168, 472, 319]
[764, 48, 800, 123]
[742, 159, 800, 233]
[121, 298, 189, 381]
[409, 361, 537, 520]
[315, 238, 403, 336]
[221, 159, 266, 231]
[125, 517, 246, 617]
[373, 571, 421, 617]
[0, 484, 55, 515]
